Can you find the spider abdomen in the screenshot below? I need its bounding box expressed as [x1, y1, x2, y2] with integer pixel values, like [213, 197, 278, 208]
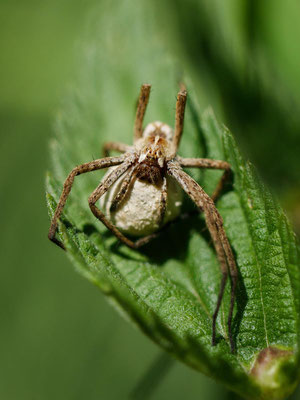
[100, 174, 183, 237]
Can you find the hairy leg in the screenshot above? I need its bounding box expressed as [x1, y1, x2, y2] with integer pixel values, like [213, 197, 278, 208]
[134, 84, 151, 142]
[178, 157, 232, 202]
[103, 141, 132, 157]
[171, 90, 187, 156]
[48, 155, 127, 250]
[158, 177, 167, 227]
[110, 165, 137, 212]
[167, 160, 237, 353]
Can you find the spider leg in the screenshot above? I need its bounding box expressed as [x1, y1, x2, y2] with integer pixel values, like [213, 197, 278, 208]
[178, 157, 232, 202]
[167, 160, 238, 353]
[48, 155, 126, 250]
[88, 160, 159, 250]
[134, 83, 151, 142]
[103, 141, 132, 157]
[212, 169, 232, 202]
[215, 217, 238, 352]
[171, 90, 187, 156]
[110, 165, 137, 212]
[157, 176, 167, 227]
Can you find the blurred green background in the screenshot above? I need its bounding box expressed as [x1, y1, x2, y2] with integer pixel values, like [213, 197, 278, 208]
[1, 1, 300, 399]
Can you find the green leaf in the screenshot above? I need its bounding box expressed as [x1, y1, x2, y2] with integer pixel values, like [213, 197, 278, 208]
[46, 1, 300, 398]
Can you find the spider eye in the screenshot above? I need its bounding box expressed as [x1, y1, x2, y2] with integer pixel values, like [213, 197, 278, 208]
[143, 122, 173, 141]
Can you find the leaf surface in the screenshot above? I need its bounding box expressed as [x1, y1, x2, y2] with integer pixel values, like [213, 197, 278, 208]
[46, 1, 300, 398]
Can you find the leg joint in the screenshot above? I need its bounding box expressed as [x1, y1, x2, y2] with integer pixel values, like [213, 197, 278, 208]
[88, 195, 95, 207]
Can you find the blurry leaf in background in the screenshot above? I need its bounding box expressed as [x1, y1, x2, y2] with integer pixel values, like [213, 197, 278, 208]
[0, 0, 99, 114]
[46, 1, 300, 398]
[152, 0, 300, 234]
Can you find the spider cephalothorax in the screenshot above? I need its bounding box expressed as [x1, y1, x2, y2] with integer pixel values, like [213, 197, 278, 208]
[48, 84, 238, 352]
[136, 122, 174, 172]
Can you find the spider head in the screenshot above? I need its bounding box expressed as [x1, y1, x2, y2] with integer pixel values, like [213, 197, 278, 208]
[142, 121, 173, 142]
[136, 121, 173, 169]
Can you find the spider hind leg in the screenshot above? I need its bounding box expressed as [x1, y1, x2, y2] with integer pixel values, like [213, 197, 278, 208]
[167, 160, 238, 353]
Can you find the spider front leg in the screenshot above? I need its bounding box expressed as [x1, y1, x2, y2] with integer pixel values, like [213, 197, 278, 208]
[171, 90, 187, 157]
[167, 160, 238, 353]
[134, 83, 151, 142]
[48, 155, 126, 250]
[178, 157, 232, 202]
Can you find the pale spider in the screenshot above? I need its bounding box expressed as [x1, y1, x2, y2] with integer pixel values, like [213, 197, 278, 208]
[48, 84, 238, 352]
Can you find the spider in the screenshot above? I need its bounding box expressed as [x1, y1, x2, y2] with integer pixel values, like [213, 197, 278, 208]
[48, 84, 238, 352]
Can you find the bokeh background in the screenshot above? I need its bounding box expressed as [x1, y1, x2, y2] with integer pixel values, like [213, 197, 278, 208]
[1, 1, 300, 399]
